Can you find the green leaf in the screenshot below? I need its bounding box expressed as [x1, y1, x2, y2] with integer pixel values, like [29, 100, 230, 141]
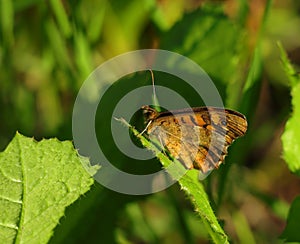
[0, 0, 14, 47]
[117, 118, 229, 244]
[232, 211, 256, 244]
[49, 0, 72, 38]
[280, 196, 300, 242]
[280, 43, 300, 176]
[178, 171, 228, 244]
[0, 132, 98, 244]
[160, 7, 240, 90]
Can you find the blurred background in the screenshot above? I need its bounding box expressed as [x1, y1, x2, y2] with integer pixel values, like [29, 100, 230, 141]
[1, 0, 300, 243]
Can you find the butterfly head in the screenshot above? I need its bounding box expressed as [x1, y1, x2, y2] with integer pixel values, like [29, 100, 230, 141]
[141, 105, 159, 123]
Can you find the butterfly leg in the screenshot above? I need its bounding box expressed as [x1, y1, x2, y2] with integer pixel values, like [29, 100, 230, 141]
[157, 135, 168, 156]
[138, 120, 153, 136]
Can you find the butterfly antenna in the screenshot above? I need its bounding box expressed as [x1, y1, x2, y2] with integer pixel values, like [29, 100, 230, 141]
[149, 69, 160, 111]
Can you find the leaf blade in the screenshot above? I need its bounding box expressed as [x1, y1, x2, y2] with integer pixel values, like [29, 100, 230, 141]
[118, 119, 229, 244]
[0, 133, 98, 244]
[280, 43, 300, 176]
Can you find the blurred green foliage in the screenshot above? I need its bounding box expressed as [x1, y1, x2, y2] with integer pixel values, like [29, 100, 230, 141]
[1, 0, 300, 243]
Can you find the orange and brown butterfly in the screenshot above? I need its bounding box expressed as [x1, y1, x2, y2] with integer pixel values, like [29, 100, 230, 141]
[141, 105, 247, 174]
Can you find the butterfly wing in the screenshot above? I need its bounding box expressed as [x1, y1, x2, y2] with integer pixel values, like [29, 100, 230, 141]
[145, 107, 247, 173]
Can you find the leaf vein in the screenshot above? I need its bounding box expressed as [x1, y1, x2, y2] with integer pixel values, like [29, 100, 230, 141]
[0, 194, 22, 204]
[0, 222, 18, 230]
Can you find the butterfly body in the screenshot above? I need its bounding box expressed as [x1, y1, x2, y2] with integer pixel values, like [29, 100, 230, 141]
[142, 105, 247, 174]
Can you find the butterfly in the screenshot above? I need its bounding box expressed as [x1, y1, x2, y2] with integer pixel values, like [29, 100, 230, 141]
[141, 105, 247, 175]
